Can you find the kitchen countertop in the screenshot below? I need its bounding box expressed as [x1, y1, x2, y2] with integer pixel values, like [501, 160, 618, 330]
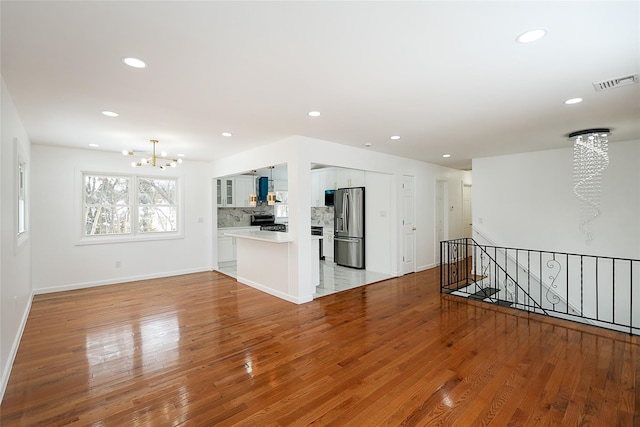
[224, 229, 295, 243]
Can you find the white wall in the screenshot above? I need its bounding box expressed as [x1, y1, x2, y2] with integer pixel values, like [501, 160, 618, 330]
[472, 139, 640, 259]
[31, 146, 213, 293]
[1, 78, 32, 400]
[364, 171, 394, 274]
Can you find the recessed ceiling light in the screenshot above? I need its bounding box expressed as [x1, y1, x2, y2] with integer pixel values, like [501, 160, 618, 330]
[442, 154, 451, 158]
[122, 57, 147, 68]
[101, 111, 119, 117]
[363, 143, 372, 147]
[564, 97, 583, 105]
[390, 136, 400, 140]
[308, 111, 321, 117]
[178, 153, 185, 157]
[516, 29, 546, 44]
[89, 144, 99, 148]
[222, 132, 233, 137]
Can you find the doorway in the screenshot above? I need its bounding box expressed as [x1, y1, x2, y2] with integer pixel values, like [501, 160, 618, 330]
[436, 179, 448, 263]
[402, 175, 416, 275]
[462, 183, 472, 238]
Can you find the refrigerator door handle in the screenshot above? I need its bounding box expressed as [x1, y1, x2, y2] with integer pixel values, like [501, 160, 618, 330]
[334, 237, 360, 242]
[344, 191, 349, 234]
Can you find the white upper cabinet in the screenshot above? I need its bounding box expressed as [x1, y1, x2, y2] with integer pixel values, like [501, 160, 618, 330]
[217, 175, 255, 208]
[311, 169, 336, 207]
[217, 178, 235, 207]
[311, 167, 365, 207]
[336, 168, 365, 188]
[234, 176, 255, 208]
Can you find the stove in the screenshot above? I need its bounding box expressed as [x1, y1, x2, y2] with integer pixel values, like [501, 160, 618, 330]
[260, 223, 287, 232]
[251, 214, 287, 232]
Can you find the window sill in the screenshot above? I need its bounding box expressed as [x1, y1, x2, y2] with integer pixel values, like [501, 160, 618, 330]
[76, 232, 184, 246]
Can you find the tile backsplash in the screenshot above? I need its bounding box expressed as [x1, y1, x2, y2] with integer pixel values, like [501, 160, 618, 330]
[219, 206, 333, 228]
[311, 206, 334, 226]
[218, 206, 274, 228]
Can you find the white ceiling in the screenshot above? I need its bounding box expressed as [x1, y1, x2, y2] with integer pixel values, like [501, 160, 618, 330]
[2, 1, 638, 170]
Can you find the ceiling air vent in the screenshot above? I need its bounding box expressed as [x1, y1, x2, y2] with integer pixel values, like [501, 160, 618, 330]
[592, 73, 639, 92]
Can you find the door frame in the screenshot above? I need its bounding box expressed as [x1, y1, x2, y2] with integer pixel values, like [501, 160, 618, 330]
[435, 178, 449, 265]
[401, 175, 416, 275]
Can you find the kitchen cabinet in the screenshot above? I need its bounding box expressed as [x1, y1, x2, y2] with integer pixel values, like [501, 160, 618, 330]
[217, 176, 254, 207]
[311, 168, 337, 207]
[217, 235, 236, 263]
[216, 178, 235, 207]
[274, 179, 288, 191]
[217, 227, 260, 263]
[311, 170, 321, 207]
[323, 227, 334, 259]
[311, 167, 365, 207]
[234, 176, 255, 207]
[336, 168, 365, 188]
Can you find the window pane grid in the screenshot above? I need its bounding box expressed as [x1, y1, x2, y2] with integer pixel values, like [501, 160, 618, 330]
[83, 174, 179, 238]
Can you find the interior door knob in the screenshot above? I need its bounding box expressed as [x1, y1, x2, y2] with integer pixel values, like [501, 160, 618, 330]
[412, 227, 416, 231]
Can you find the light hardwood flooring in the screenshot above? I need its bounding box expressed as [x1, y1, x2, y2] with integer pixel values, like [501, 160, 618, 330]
[1, 268, 638, 425]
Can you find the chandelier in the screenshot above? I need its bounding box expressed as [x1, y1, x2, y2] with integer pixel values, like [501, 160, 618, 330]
[267, 166, 276, 206]
[249, 170, 258, 207]
[122, 139, 182, 170]
[569, 128, 610, 244]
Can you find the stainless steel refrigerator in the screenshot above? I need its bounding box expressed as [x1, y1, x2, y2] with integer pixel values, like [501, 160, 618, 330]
[334, 187, 365, 269]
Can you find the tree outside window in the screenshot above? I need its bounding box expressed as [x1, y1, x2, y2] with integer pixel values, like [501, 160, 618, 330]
[83, 175, 131, 235]
[83, 174, 179, 237]
[138, 178, 177, 233]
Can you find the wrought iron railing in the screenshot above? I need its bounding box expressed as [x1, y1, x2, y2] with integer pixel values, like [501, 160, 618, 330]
[440, 238, 640, 335]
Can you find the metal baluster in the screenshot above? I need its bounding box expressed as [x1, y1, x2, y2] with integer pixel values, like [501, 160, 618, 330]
[537, 251, 544, 305]
[612, 258, 615, 325]
[527, 251, 531, 310]
[596, 258, 600, 319]
[567, 254, 570, 315]
[580, 256, 584, 316]
[630, 260, 633, 335]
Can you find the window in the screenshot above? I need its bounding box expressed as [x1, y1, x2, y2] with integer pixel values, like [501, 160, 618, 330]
[82, 173, 179, 240]
[84, 175, 131, 235]
[275, 191, 289, 219]
[18, 157, 26, 235]
[138, 178, 177, 233]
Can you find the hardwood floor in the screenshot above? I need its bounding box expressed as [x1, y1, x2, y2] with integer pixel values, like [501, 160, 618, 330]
[1, 268, 638, 426]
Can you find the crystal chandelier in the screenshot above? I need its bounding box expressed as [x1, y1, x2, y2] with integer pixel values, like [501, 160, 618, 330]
[569, 128, 610, 244]
[122, 139, 182, 170]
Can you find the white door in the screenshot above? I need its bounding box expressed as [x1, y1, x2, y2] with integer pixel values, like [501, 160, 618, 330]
[463, 184, 472, 238]
[436, 180, 446, 263]
[402, 176, 416, 275]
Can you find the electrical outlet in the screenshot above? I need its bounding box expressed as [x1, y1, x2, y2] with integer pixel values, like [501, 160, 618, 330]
[115, 261, 121, 268]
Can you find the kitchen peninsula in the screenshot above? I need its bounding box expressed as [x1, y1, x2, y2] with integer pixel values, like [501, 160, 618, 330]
[223, 229, 322, 304]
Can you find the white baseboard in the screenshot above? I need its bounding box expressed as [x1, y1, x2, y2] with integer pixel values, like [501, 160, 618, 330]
[417, 262, 438, 272]
[237, 276, 313, 305]
[33, 267, 213, 295]
[0, 290, 34, 403]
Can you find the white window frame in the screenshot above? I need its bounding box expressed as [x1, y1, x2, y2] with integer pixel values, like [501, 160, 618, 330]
[78, 171, 183, 245]
[275, 190, 289, 220]
[15, 138, 29, 251]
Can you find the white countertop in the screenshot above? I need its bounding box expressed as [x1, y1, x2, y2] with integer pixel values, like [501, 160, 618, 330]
[224, 229, 294, 243]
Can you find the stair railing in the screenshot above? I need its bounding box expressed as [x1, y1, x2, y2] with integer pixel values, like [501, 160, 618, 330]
[440, 238, 640, 335]
[440, 238, 547, 314]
